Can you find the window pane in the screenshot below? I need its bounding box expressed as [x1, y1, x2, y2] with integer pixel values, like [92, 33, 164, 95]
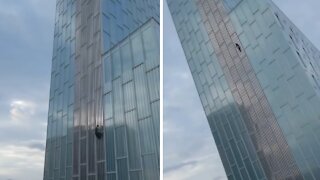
[131, 34, 144, 66]
[112, 49, 121, 79]
[121, 42, 133, 83]
[142, 26, 159, 70]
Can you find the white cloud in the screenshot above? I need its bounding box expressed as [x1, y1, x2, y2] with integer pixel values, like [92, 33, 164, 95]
[164, 154, 226, 180]
[10, 100, 36, 122]
[0, 144, 44, 180]
[0, 99, 46, 180]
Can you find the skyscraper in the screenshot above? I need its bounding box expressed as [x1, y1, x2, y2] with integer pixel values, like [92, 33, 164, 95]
[168, 0, 320, 179]
[44, 0, 159, 180]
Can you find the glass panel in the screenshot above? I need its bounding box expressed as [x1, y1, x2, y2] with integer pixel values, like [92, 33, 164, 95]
[123, 81, 136, 112]
[117, 159, 129, 180]
[134, 65, 151, 119]
[142, 154, 159, 180]
[121, 42, 133, 83]
[147, 67, 160, 101]
[138, 117, 156, 154]
[115, 126, 127, 157]
[104, 55, 112, 92]
[126, 110, 142, 169]
[130, 171, 143, 180]
[131, 34, 144, 66]
[113, 78, 125, 126]
[104, 93, 113, 120]
[142, 26, 159, 70]
[67, 143, 72, 166]
[106, 173, 116, 180]
[105, 119, 115, 172]
[112, 49, 121, 79]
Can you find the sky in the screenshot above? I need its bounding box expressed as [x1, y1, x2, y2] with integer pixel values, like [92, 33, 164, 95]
[0, 0, 55, 179]
[0, 0, 319, 180]
[163, 0, 320, 180]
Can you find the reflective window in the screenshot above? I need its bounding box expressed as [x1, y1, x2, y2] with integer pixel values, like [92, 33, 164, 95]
[102, 20, 159, 179]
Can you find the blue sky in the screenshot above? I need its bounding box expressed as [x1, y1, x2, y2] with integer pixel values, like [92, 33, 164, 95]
[0, 0, 320, 180]
[164, 0, 320, 180]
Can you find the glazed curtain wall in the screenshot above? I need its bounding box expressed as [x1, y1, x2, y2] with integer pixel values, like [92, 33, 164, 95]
[44, 0, 160, 180]
[168, 0, 269, 179]
[101, 0, 160, 53]
[103, 19, 160, 180]
[227, 0, 320, 178]
[167, 0, 310, 179]
[44, 0, 76, 179]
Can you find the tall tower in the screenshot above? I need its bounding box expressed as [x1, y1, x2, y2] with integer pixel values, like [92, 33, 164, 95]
[168, 0, 320, 179]
[44, 0, 160, 180]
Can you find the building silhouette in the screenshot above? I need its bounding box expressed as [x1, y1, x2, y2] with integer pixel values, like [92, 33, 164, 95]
[168, 0, 320, 179]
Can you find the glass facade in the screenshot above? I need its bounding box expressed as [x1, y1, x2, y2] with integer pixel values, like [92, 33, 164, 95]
[101, 0, 159, 52]
[43, 0, 76, 179]
[103, 19, 160, 180]
[168, 0, 320, 179]
[44, 0, 159, 180]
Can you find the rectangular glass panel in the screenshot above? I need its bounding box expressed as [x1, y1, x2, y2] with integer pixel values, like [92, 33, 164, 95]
[132, 34, 144, 66]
